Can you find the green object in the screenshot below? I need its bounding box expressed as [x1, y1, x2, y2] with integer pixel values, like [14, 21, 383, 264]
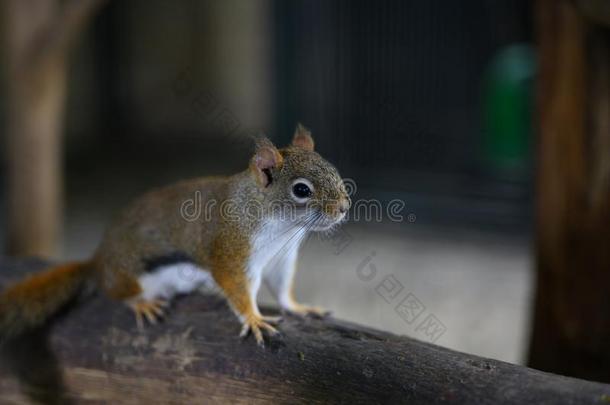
[482, 44, 536, 174]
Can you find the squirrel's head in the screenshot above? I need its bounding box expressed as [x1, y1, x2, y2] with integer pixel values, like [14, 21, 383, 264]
[249, 124, 351, 231]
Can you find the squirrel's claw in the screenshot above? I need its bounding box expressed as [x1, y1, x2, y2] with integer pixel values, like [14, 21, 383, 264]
[240, 316, 279, 347]
[130, 299, 168, 329]
[260, 315, 283, 324]
[285, 303, 331, 319]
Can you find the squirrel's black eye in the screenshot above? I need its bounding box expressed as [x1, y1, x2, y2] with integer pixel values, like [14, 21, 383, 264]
[292, 182, 312, 199]
[290, 178, 314, 203]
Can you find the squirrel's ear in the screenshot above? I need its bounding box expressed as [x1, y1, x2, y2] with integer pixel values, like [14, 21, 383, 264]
[292, 123, 315, 151]
[250, 137, 283, 187]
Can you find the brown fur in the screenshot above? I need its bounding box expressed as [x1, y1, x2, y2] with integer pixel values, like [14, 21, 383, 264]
[0, 262, 90, 342]
[209, 223, 253, 319]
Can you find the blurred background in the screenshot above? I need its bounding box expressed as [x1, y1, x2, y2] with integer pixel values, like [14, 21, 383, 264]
[1, 0, 609, 382]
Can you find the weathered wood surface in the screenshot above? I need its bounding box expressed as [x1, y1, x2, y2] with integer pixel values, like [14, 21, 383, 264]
[1, 259, 610, 404]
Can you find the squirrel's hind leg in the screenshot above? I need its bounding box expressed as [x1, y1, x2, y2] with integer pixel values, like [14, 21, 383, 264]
[128, 298, 168, 329]
[128, 262, 214, 328]
[100, 260, 212, 329]
[97, 267, 166, 328]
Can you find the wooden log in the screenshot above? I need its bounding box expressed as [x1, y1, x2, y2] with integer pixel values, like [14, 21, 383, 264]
[1, 258, 610, 404]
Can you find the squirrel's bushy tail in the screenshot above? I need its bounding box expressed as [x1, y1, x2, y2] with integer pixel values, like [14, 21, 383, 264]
[0, 261, 92, 344]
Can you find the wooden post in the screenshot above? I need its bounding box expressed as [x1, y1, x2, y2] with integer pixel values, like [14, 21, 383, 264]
[3, 0, 107, 258]
[529, 0, 610, 382]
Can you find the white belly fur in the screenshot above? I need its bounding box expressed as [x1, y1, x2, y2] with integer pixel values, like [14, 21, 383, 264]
[137, 262, 216, 301]
[137, 220, 304, 303]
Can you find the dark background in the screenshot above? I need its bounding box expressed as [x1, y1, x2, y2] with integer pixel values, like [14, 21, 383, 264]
[31, 0, 535, 230]
[0, 0, 535, 363]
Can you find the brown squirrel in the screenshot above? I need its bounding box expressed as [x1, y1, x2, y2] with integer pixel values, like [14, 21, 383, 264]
[0, 124, 350, 346]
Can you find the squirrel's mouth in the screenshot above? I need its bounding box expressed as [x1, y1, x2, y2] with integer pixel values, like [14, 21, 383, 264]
[311, 212, 346, 232]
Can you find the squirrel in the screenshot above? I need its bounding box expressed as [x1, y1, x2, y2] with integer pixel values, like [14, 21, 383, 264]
[0, 124, 351, 347]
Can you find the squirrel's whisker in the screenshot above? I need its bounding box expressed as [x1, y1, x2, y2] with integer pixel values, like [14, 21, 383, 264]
[265, 213, 318, 266]
[251, 216, 307, 255]
[251, 209, 317, 255]
[264, 211, 321, 271]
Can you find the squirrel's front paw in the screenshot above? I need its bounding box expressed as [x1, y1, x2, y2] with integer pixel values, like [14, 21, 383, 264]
[285, 303, 331, 319]
[239, 315, 279, 347]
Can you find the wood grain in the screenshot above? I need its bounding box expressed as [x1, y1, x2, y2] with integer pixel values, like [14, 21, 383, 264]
[1, 258, 610, 404]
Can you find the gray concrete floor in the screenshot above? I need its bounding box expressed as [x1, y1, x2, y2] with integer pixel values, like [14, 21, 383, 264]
[62, 210, 533, 365]
[269, 222, 533, 365]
